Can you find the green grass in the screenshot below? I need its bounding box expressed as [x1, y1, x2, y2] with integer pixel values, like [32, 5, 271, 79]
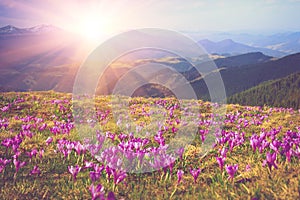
[0, 91, 299, 199]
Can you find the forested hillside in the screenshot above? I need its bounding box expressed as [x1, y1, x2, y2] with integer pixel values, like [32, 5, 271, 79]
[228, 72, 300, 109]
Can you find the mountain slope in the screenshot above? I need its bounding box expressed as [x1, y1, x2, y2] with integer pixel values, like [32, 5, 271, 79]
[0, 25, 28, 34]
[190, 52, 300, 100]
[220, 52, 300, 96]
[0, 26, 91, 92]
[192, 31, 300, 55]
[228, 72, 300, 109]
[198, 39, 287, 57]
[0, 24, 61, 36]
[213, 52, 273, 68]
[0, 24, 299, 108]
[242, 32, 300, 54]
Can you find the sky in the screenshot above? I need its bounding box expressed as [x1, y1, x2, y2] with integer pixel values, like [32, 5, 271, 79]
[1, 0, 300, 36]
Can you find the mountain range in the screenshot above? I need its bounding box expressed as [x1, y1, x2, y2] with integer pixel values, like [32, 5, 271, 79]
[0, 25, 61, 36]
[190, 31, 300, 56]
[216, 52, 300, 97]
[0, 24, 300, 108]
[198, 39, 286, 57]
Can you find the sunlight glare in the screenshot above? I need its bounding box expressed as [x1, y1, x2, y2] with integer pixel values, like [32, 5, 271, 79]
[76, 13, 112, 43]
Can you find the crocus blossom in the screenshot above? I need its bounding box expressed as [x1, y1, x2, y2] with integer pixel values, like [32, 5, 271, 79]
[190, 168, 201, 183]
[30, 165, 41, 175]
[264, 152, 278, 171]
[112, 169, 127, 185]
[68, 165, 82, 181]
[107, 191, 116, 200]
[216, 156, 225, 171]
[226, 164, 238, 180]
[45, 137, 53, 145]
[177, 169, 184, 184]
[89, 184, 105, 200]
[13, 158, 26, 174]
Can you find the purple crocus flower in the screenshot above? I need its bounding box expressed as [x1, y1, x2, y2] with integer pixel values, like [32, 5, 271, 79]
[74, 142, 85, 155]
[105, 166, 112, 180]
[50, 126, 60, 135]
[27, 148, 38, 160]
[89, 184, 105, 200]
[84, 161, 94, 169]
[106, 131, 116, 141]
[39, 149, 44, 159]
[270, 139, 281, 153]
[66, 142, 74, 151]
[216, 156, 225, 171]
[259, 140, 269, 153]
[250, 136, 259, 151]
[107, 191, 116, 200]
[190, 168, 201, 183]
[1, 105, 9, 112]
[0, 158, 11, 165]
[154, 132, 165, 146]
[0, 118, 9, 129]
[1, 138, 13, 149]
[13, 158, 26, 174]
[177, 169, 184, 184]
[245, 164, 251, 172]
[264, 152, 278, 171]
[171, 126, 178, 133]
[68, 165, 82, 181]
[30, 165, 41, 175]
[112, 169, 127, 185]
[226, 164, 238, 180]
[39, 123, 47, 131]
[45, 137, 53, 145]
[285, 149, 293, 162]
[0, 158, 10, 173]
[199, 129, 208, 143]
[219, 147, 228, 158]
[90, 164, 104, 182]
[97, 132, 106, 146]
[176, 147, 184, 161]
[137, 150, 145, 164]
[168, 161, 175, 174]
[90, 171, 101, 183]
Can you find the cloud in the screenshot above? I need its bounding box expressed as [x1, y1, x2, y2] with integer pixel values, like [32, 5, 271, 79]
[0, 0, 17, 8]
[192, 1, 208, 8]
[263, 0, 278, 4]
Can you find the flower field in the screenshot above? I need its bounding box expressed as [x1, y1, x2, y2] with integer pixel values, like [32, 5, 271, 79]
[0, 91, 299, 199]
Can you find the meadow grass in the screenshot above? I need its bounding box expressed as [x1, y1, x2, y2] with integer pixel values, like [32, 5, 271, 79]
[0, 91, 299, 199]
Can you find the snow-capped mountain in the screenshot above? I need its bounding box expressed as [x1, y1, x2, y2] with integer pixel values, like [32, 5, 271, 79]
[0, 25, 28, 34]
[0, 24, 61, 35]
[27, 24, 61, 34]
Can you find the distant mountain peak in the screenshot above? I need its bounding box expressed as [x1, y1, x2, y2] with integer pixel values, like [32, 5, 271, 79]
[219, 39, 235, 44]
[0, 25, 19, 33]
[197, 38, 287, 57]
[28, 24, 60, 33]
[0, 24, 61, 36]
[3, 24, 16, 28]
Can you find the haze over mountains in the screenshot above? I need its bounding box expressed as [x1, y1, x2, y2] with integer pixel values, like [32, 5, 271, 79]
[198, 39, 286, 57]
[189, 31, 300, 55]
[0, 25, 300, 108]
[0, 24, 62, 36]
[197, 52, 300, 97]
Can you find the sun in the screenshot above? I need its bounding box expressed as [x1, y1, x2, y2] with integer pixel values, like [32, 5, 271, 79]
[75, 13, 112, 43]
[82, 19, 103, 41]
